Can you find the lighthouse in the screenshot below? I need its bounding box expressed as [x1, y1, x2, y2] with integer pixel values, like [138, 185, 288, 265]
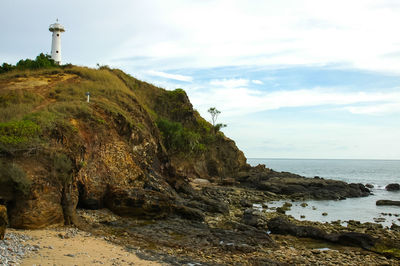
[49, 19, 65, 65]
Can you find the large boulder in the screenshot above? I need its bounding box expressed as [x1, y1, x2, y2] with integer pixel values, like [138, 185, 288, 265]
[0, 205, 7, 240]
[385, 183, 400, 191]
[267, 216, 327, 240]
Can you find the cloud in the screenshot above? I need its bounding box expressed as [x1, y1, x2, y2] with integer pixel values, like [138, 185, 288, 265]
[189, 86, 400, 117]
[210, 78, 249, 88]
[147, 70, 193, 82]
[104, 0, 400, 74]
[345, 103, 400, 115]
[252, 80, 263, 85]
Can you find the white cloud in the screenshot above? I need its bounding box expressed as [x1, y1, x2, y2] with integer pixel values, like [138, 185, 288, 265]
[210, 78, 248, 88]
[188, 86, 400, 117]
[106, 0, 400, 74]
[252, 80, 263, 85]
[345, 103, 400, 115]
[147, 70, 193, 82]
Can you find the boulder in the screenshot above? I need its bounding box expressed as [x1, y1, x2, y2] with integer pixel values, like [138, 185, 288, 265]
[385, 183, 400, 191]
[0, 205, 8, 240]
[241, 208, 267, 228]
[365, 183, 374, 189]
[267, 216, 328, 240]
[325, 232, 377, 250]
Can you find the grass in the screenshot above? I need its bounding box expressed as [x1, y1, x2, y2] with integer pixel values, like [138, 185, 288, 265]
[0, 64, 221, 158]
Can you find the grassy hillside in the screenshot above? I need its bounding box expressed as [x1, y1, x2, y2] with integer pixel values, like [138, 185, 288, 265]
[0, 64, 220, 158]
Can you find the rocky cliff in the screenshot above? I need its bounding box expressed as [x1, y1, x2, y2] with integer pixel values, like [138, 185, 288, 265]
[0, 66, 248, 228]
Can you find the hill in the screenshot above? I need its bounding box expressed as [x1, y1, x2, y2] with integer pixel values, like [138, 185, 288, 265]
[0, 64, 247, 228]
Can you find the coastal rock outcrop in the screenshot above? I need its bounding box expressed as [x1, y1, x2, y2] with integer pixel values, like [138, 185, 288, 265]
[238, 164, 370, 200]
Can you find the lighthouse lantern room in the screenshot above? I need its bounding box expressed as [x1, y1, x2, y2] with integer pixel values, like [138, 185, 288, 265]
[49, 19, 65, 65]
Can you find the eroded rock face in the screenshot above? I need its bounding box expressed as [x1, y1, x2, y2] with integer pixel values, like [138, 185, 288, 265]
[0, 205, 7, 240]
[5, 159, 66, 229]
[9, 182, 65, 229]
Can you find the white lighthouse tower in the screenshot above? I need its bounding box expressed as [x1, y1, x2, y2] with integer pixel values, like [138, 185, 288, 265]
[49, 19, 65, 65]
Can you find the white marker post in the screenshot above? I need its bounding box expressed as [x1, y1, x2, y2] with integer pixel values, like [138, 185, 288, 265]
[86, 92, 90, 103]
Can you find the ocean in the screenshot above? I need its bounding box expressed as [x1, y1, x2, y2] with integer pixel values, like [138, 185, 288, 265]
[247, 158, 400, 227]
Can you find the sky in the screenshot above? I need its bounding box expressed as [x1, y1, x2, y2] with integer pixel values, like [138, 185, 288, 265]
[1, 0, 400, 159]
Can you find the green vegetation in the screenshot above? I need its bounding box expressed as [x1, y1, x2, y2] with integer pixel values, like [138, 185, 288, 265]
[0, 160, 31, 195]
[52, 153, 73, 185]
[156, 118, 205, 154]
[208, 107, 227, 134]
[0, 119, 41, 154]
[0, 60, 226, 159]
[0, 53, 58, 74]
[0, 90, 44, 122]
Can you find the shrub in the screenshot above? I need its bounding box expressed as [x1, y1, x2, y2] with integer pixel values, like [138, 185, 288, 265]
[156, 118, 205, 154]
[52, 153, 73, 185]
[0, 160, 31, 196]
[0, 53, 58, 74]
[0, 120, 41, 154]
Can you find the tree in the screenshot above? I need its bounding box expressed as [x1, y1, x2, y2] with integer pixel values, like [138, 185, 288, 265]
[208, 107, 221, 127]
[208, 107, 226, 134]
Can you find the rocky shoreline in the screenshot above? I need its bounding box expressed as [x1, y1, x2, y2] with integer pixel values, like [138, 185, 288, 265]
[1, 180, 399, 265]
[71, 182, 399, 265]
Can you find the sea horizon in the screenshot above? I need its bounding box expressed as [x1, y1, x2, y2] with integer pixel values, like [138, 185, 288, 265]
[248, 157, 400, 161]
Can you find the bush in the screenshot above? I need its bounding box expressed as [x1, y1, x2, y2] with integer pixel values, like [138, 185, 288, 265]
[15, 53, 57, 70]
[156, 118, 205, 154]
[52, 153, 73, 185]
[0, 53, 58, 74]
[0, 120, 41, 154]
[0, 160, 31, 195]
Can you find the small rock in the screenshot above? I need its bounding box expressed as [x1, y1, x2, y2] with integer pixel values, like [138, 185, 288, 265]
[385, 183, 400, 191]
[365, 184, 374, 189]
[322, 212, 328, 216]
[300, 203, 308, 208]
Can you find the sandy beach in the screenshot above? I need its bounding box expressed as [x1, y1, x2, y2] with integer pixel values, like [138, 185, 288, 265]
[7, 228, 162, 266]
